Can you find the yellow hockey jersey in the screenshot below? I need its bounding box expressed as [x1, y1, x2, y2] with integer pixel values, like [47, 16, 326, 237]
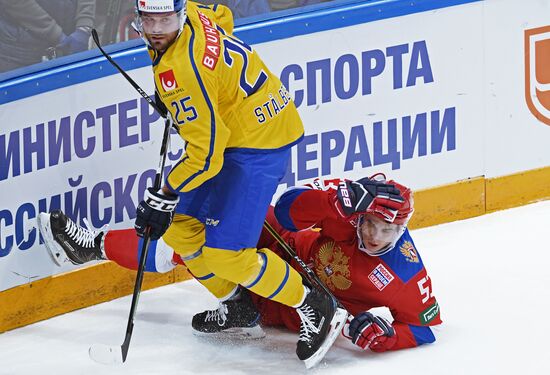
[149, 2, 304, 193]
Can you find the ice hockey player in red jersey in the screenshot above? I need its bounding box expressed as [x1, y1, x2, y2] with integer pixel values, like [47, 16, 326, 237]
[255, 174, 441, 352]
[38, 174, 440, 353]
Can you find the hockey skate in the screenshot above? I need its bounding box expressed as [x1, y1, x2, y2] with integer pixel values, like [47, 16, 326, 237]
[37, 210, 106, 266]
[192, 288, 265, 339]
[296, 286, 348, 369]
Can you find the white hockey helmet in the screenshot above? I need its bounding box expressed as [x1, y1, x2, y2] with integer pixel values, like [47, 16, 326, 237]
[134, 0, 187, 48]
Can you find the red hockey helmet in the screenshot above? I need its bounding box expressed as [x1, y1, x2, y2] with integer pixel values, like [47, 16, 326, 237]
[356, 175, 414, 256]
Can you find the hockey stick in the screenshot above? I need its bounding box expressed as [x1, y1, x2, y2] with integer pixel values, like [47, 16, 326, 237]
[262, 220, 349, 369]
[262, 220, 345, 309]
[88, 29, 173, 365]
[90, 29, 170, 120]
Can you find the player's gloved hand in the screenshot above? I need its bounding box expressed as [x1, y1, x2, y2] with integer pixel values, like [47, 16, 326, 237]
[335, 177, 404, 217]
[135, 188, 179, 240]
[57, 28, 90, 54]
[347, 312, 397, 352]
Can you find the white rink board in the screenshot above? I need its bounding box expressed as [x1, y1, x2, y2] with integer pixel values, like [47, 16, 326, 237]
[483, 0, 550, 178]
[255, 2, 485, 190]
[1, 0, 550, 291]
[0, 68, 185, 290]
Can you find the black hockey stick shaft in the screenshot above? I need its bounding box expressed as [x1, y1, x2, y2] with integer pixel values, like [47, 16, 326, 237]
[91, 29, 173, 363]
[120, 117, 171, 362]
[262, 220, 346, 310]
[91, 29, 168, 119]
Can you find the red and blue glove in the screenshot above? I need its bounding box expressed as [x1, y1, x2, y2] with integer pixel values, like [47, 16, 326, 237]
[346, 312, 397, 352]
[335, 178, 404, 217]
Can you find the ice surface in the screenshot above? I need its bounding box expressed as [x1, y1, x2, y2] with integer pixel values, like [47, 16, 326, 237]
[1, 201, 549, 375]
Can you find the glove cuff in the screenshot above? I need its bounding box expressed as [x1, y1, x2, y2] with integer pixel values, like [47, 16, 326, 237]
[335, 180, 355, 217]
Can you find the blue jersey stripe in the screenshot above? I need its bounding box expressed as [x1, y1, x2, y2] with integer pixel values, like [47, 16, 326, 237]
[274, 187, 310, 232]
[195, 273, 215, 281]
[166, 155, 189, 192]
[224, 134, 304, 154]
[409, 324, 436, 345]
[379, 230, 424, 283]
[243, 251, 268, 289]
[173, 21, 217, 192]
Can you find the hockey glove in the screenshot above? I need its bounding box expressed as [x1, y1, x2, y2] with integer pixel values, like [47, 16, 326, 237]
[135, 188, 179, 241]
[336, 177, 404, 217]
[347, 312, 397, 352]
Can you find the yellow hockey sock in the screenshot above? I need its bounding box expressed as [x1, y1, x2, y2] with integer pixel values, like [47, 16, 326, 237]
[202, 246, 305, 307]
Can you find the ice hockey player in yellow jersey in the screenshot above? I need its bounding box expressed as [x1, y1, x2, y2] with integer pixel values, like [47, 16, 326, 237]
[132, 0, 347, 368]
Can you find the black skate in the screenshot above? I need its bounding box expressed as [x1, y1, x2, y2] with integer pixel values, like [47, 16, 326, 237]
[37, 210, 106, 266]
[296, 287, 348, 369]
[192, 289, 265, 339]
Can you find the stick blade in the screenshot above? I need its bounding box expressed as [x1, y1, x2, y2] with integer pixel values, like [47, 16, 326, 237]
[89, 344, 124, 365]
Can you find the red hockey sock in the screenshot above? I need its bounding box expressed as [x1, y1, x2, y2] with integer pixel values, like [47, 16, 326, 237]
[104, 229, 140, 270]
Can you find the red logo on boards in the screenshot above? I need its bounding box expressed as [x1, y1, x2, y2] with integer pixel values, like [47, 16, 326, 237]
[139, 1, 146, 8]
[159, 70, 178, 92]
[525, 25, 550, 126]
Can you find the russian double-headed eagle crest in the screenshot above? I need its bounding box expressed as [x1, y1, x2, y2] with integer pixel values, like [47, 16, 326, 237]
[314, 241, 352, 291]
[400, 240, 419, 263]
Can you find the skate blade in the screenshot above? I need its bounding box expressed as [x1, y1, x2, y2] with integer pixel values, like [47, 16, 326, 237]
[192, 325, 266, 340]
[303, 307, 348, 369]
[37, 213, 69, 267]
[89, 344, 124, 365]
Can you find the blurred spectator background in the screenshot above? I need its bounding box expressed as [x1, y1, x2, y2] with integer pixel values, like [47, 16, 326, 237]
[0, 0, 335, 76]
[269, 0, 328, 12]
[0, 0, 96, 73]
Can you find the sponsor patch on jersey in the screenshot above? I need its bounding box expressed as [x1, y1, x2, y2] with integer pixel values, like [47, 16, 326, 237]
[419, 301, 439, 325]
[400, 240, 419, 263]
[138, 0, 174, 12]
[368, 263, 394, 291]
[159, 69, 178, 92]
[197, 11, 220, 70]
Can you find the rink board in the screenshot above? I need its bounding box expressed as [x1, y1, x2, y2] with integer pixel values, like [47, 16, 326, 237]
[2, 167, 549, 332]
[1, 0, 550, 331]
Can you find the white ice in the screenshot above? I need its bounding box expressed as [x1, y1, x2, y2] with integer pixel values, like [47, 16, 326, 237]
[1, 201, 549, 375]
